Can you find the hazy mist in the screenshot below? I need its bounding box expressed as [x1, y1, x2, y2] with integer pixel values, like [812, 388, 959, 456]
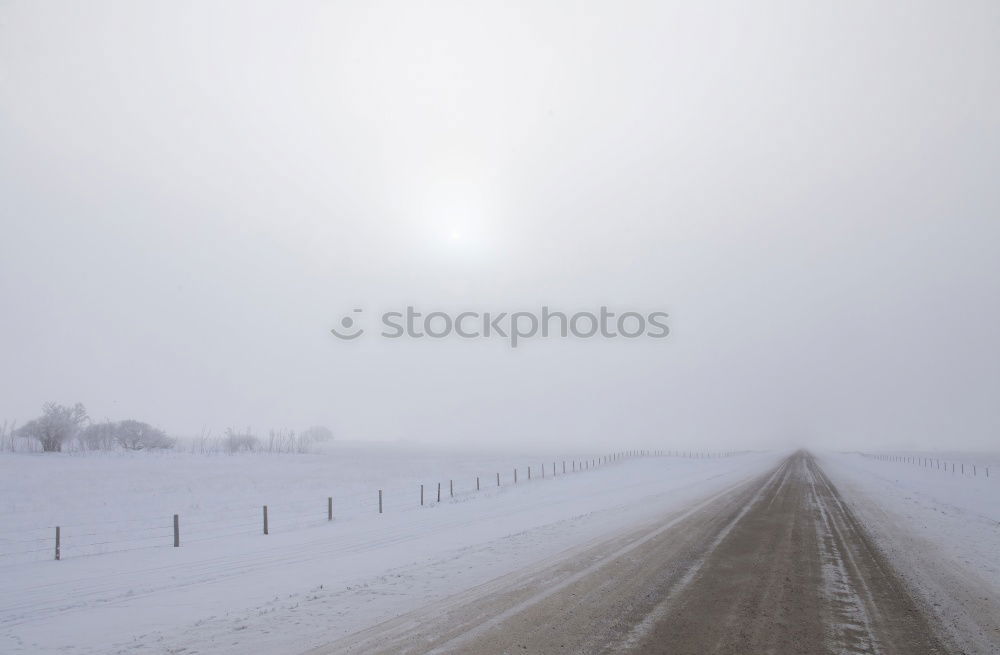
[2, 1, 998, 451]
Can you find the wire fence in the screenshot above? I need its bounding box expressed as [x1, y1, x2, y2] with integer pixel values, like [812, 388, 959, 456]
[0, 449, 744, 565]
[860, 452, 993, 479]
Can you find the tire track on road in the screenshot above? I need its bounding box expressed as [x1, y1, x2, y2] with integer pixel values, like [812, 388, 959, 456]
[311, 452, 951, 654]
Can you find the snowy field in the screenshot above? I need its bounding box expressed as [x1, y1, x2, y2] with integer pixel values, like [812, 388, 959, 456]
[0, 442, 624, 564]
[819, 451, 1000, 654]
[0, 445, 777, 654]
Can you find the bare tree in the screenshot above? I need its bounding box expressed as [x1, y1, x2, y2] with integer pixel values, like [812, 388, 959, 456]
[81, 420, 117, 451]
[15, 402, 88, 452]
[0, 420, 16, 452]
[224, 427, 259, 453]
[301, 425, 334, 443]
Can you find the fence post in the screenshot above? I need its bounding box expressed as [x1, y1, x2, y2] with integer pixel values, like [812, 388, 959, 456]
[437, 482, 441, 502]
[328, 497, 333, 521]
[450, 479, 453, 497]
[263, 505, 269, 535]
[421, 484, 424, 506]
[514, 468, 518, 483]
[173, 514, 179, 547]
[496, 472, 500, 486]
[528, 466, 531, 480]
[55, 526, 60, 560]
[379, 489, 383, 513]
[477, 476, 480, 491]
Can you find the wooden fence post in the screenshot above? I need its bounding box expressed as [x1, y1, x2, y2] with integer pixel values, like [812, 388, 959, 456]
[173, 514, 179, 547]
[450, 479, 453, 497]
[437, 482, 441, 502]
[55, 526, 60, 560]
[379, 490, 383, 513]
[496, 472, 500, 486]
[477, 476, 480, 491]
[421, 484, 424, 506]
[328, 497, 333, 521]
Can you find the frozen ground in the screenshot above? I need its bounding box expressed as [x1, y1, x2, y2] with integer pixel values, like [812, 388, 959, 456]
[0, 445, 777, 654]
[819, 451, 1000, 654]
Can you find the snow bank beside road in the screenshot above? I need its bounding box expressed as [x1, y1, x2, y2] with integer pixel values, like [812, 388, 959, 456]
[818, 451, 1000, 654]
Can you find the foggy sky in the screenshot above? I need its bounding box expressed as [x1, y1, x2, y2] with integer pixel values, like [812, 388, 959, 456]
[1, 1, 998, 451]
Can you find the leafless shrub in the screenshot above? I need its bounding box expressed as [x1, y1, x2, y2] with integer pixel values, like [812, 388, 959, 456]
[79, 419, 174, 451]
[114, 420, 174, 450]
[262, 429, 313, 454]
[0, 420, 16, 452]
[224, 428, 259, 454]
[81, 421, 117, 451]
[301, 425, 334, 443]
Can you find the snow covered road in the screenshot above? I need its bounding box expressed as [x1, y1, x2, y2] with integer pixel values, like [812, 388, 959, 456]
[310, 452, 952, 655]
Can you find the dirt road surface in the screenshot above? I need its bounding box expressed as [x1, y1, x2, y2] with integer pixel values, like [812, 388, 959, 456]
[307, 452, 955, 654]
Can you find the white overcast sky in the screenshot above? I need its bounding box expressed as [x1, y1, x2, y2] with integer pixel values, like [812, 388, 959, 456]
[1, 1, 998, 450]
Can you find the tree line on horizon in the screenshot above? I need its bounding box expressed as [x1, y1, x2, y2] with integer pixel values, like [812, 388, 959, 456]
[2, 403, 334, 454]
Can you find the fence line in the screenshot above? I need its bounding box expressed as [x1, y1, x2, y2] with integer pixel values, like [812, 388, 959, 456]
[0, 449, 746, 564]
[860, 452, 992, 479]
